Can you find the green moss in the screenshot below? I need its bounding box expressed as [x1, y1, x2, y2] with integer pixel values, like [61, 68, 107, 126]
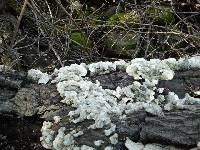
[109, 12, 126, 22]
[87, 15, 104, 26]
[70, 32, 91, 47]
[106, 32, 138, 57]
[6, 0, 22, 15]
[107, 11, 140, 25]
[145, 6, 175, 24]
[88, 11, 111, 25]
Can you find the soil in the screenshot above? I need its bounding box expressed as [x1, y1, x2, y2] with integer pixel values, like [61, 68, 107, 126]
[0, 114, 45, 150]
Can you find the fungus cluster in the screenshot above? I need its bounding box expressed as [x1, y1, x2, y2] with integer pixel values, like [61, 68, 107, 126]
[29, 56, 200, 149]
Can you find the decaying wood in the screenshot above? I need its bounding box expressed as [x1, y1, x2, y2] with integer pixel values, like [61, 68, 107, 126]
[0, 69, 200, 149]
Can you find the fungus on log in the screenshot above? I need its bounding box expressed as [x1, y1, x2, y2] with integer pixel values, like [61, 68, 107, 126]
[1, 57, 200, 149]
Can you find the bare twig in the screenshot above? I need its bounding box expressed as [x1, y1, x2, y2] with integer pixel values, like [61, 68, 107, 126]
[49, 42, 64, 67]
[54, 0, 81, 32]
[10, 0, 29, 50]
[6, 0, 29, 69]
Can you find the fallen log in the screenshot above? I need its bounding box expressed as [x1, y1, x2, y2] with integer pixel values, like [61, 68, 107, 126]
[0, 68, 200, 149]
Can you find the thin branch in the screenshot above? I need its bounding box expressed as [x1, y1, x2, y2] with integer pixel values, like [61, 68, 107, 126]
[7, 0, 29, 69]
[10, 0, 29, 49]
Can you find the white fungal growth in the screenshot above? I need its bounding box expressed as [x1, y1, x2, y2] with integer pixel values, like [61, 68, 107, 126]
[109, 133, 118, 145]
[184, 93, 200, 105]
[104, 146, 113, 150]
[53, 127, 66, 149]
[105, 88, 121, 99]
[194, 91, 200, 96]
[28, 69, 51, 84]
[40, 121, 55, 149]
[125, 102, 164, 116]
[126, 58, 175, 81]
[160, 69, 174, 81]
[125, 137, 144, 150]
[178, 56, 200, 70]
[80, 145, 95, 150]
[143, 143, 171, 150]
[52, 64, 87, 83]
[118, 80, 156, 103]
[94, 140, 104, 146]
[53, 116, 61, 124]
[64, 80, 120, 129]
[125, 138, 179, 150]
[162, 58, 178, 70]
[72, 131, 84, 138]
[63, 133, 74, 146]
[164, 92, 200, 111]
[157, 88, 164, 94]
[88, 61, 116, 75]
[197, 142, 200, 149]
[40, 56, 200, 150]
[104, 123, 116, 136]
[114, 60, 129, 70]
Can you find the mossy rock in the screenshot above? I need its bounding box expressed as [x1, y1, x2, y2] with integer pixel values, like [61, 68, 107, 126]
[106, 31, 138, 57]
[145, 6, 175, 24]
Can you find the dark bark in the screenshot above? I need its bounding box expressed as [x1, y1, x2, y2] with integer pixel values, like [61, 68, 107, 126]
[140, 110, 200, 148]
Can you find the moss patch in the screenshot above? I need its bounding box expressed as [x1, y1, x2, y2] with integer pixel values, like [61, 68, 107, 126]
[6, 0, 22, 15]
[106, 31, 138, 57]
[145, 6, 175, 24]
[70, 32, 92, 47]
[108, 11, 140, 24]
